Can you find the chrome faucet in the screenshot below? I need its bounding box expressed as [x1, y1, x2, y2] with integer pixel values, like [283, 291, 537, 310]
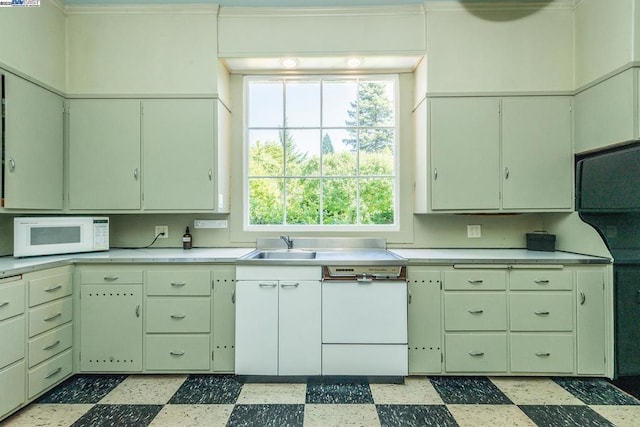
[280, 235, 293, 250]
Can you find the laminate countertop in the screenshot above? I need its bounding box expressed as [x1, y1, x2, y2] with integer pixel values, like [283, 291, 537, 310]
[0, 247, 610, 279]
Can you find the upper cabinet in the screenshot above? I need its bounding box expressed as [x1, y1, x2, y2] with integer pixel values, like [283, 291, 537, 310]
[142, 99, 229, 212]
[415, 96, 573, 213]
[1, 73, 64, 210]
[68, 98, 230, 212]
[68, 99, 142, 210]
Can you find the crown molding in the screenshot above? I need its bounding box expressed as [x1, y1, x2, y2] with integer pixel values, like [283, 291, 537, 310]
[219, 4, 425, 18]
[64, 3, 219, 15]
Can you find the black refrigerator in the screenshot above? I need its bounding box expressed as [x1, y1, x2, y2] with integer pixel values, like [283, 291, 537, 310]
[576, 142, 640, 377]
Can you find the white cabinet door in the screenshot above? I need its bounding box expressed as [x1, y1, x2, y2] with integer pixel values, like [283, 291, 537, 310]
[68, 100, 141, 210]
[3, 73, 63, 209]
[235, 281, 278, 375]
[142, 99, 215, 210]
[502, 97, 573, 210]
[278, 281, 321, 375]
[430, 97, 500, 210]
[576, 271, 606, 375]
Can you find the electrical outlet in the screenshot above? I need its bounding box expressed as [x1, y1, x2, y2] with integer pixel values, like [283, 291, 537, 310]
[155, 225, 168, 239]
[467, 224, 482, 238]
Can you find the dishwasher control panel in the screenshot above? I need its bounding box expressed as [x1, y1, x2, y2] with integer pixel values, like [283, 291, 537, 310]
[323, 265, 405, 280]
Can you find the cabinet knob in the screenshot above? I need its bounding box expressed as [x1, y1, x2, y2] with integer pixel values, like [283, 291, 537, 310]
[134, 168, 139, 180]
[534, 311, 550, 316]
[433, 168, 438, 181]
[171, 282, 186, 287]
[8, 157, 16, 172]
[0, 301, 9, 309]
[535, 352, 551, 357]
[170, 351, 185, 357]
[209, 169, 213, 180]
[504, 167, 510, 180]
[469, 351, 485, 357]
[44, 285, 63, 292]
[468, 309, 484, 314]
[170, 314, 186, 319]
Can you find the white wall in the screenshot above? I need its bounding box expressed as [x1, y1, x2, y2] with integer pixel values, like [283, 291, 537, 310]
[425, 1, 574, 94]
[574, 0, 635, 89]
[218, 6, 425, 58]
[66, 5, 219, 95]
[0, 0, 66, 91]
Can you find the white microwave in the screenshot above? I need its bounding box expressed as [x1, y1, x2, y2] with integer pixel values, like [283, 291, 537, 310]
[14, 217, 109, 257]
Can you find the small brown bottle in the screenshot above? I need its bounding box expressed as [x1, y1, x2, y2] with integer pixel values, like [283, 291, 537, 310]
[182, 226, 192, 250]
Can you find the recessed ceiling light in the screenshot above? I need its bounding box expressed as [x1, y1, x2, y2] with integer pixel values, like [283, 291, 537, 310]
[345, 57, 364, 68]
[281, 57, 299, 69]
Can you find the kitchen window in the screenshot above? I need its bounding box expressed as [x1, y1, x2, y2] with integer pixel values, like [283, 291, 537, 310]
[244, 75, 398, 229]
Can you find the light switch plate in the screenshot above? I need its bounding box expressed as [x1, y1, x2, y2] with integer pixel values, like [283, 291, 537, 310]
[467, 224, 481, 238]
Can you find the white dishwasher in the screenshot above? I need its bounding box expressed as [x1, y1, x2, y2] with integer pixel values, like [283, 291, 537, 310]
[321, 265, 408, 376]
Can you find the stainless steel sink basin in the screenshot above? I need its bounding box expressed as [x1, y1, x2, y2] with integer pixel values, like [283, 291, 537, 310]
[248, 250, 317, 260]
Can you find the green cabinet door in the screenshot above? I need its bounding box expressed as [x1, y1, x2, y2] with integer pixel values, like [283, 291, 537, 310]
[576, 270, 606, 375]
[142, 99, 215, 210]
[430, 98, 500, 210]
[212, 265, 236, 373]
[80, 284, 143, 372]
[407, 268, 442, 374]
[68, 99, 141, 210]
[502, 97, 573, 210]
[3, 73, 63, 209]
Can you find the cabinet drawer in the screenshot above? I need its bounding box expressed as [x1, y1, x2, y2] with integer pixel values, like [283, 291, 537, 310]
[28, 349, 72, 398]
[510, 292, 573, 331]
[29, 297, 72, 337]
[29, 270, 72, 307]
[80, 270, 143, 285]
[509, 270, 572, 291]
[0, 361, 25, 419]
[444, 292, 507, 331]
[445, 333, 507, 372]
[0, 279, 25, 321]
[444, 270, 507, 290]
[146, 298, 210, 333]
[147, 270, 211, 296]
[145, 334, 210, 370]
[0, 316, 25, 369]
[510, 333, 574, 373]
[29, 323, 73, 368]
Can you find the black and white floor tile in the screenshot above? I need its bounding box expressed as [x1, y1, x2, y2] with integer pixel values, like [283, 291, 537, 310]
[2, 375, 640, 426]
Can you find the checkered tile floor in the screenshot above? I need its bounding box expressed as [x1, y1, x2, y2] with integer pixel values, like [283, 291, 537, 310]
[2, 375, 640, 426]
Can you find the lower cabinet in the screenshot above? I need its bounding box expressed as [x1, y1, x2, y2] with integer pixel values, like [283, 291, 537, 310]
[212, 266, 236, 373]
[407, 269, 442, 374]
[78, 268, 144, 372]
[409, 264, 611, 377]
[235, 266, 322, 376]
[0, 275, 25, 420]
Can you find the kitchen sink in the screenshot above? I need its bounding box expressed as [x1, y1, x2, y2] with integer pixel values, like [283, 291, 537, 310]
[247, 250, 317, 260]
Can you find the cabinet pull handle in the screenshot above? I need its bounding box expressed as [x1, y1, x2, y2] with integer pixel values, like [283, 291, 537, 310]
[0, 301, 8, 309]
[408, 290, 412, 304]
[357, 277, 373, 284]
[170, 314, 186, 319]
[469, 351, 485, 357]
[43, 340, 61, 351]
[44, 285, 63, 292]
[44, 313, 62, 322]
[135, 305, 140, 318]
[8, 157, 16, 172]
[433, 168, 438, 181]
[208, 169, 213, 180]
[231, 290, 235, 304]
[280, 283, 300, 288]
[45, 367, 62, 379]
[580, 292, 586, 305]
[468, 280, 483, 284]
[534, 311, 550, 316]
[170, 351, 185, 356]
[134, 168, 139, 180]
[504, 167, 509, 180]
[468, 309, 484, 314]
[104, 276, 119, 281]
[259, 283, 277, 288]
[534, 279, 550, 284]
[535, 352, 551, 357]
[171, 282, 186, 287]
